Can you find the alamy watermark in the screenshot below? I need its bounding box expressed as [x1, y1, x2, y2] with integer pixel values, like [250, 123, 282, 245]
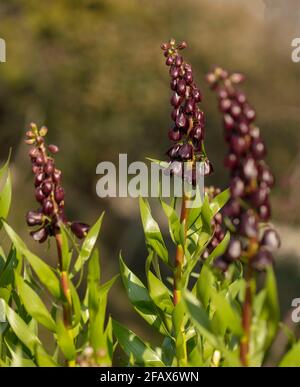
[291, 38, 300, 63]
[95, 154, 205, 208]
[291, 298, 300, 323]
[0, 38, 6, 63]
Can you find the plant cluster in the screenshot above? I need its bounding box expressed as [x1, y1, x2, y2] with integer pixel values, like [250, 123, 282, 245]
[0, 41, 299, 368]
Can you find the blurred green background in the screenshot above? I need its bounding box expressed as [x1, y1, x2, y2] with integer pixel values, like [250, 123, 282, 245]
[0, 0, 299, 363]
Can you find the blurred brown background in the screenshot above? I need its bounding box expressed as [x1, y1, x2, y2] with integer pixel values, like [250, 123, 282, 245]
[0, 0, 299, 363]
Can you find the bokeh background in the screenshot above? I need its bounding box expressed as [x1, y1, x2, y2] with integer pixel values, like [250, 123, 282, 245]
[0, 0, 300, 364]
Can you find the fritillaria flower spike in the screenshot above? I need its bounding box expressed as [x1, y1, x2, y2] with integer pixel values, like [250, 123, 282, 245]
[162, 39, 213, 184]
[25, 123, 89, 242]
[206, 67, 280, 271]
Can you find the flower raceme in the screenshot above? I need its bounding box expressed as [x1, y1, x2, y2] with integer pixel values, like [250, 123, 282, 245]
[205, 67, 280, 271]
[25, 123, 89, 242]
[162, 39, 213, 185]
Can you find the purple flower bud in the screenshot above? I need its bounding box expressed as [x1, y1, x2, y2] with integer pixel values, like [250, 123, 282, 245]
[250, 186, 269, 207]
[41, 181, 53, 196]
[54, 186, 65, 203]
[48, 144, 59, 154]
[202, 159, 214, 176]
[176, 112, 187, 128]
[242, 157, 258, 180]
[26, 210, 43, 226]
[219, 98, 232, 113]
[42, 199, 54, 216]
[166, 56, 174, 66]
[170, 79, 177, 91]
[185, 99, 195, 114]
[30, 227, 48, 243]
[251, 139, 266, 159]
[178, 143, 193, 161]
[261, 229, 281, 251]
[240, 210, 258, 238]
[176, 79, 186, 96]
[170, 65, 180, 79]
[223, 114, 235, 130]
[192, 88, 202, 102]
[258, 201, 271, 221]
[34, 172, 45, 187]
[230, 177, 245, 198]
[231, 135, 247, 155]
[171, 92, 183, 108]
[237, 121, 249, 135]
[44, 160, 54, 175]
[167, 144, 181, 160]
[184, 71, 193, 84]
[53, 169, 62, 184]
[251, 248, 273, 271]
[224, 153, 238, 168]
[168, 128, 182, 142]
[35, 187, 45, 202]
[174, 55, 183, 67]
[225, 238, 242, 261]
[71, 222, 90, 239]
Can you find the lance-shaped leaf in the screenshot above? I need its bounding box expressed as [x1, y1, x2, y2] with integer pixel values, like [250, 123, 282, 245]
[279, 341, 300, 367]
[148, 270, 173, 315]
[0, 153, 12, 222]
[120, 255, 168, 335]
[74, 212, 104, 273]
[3, 222, 61, 299]
[56, 317, 76, 361]
[209, 188, 230, 217]
[112, 320, 164, 366]
[15, 274, 56, 332]
[0, 299, 41, 354]
[139, 197, 169, 264]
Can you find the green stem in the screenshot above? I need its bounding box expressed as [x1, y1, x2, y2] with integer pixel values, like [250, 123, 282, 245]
[240, 265, 253, 366]
[55, 231, 72, 328]
[173, 194, 189, 366]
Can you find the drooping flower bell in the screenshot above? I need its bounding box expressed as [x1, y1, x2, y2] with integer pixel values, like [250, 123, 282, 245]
[205, 67, 280, 271]
[25, 123, 89, 242]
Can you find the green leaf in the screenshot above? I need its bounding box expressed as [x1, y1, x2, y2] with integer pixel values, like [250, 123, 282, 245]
[279, 341, 300, 367]
[35, 345, 57, 367]
[139, 197, 169, 264]
[15, 274, 56, 332]
[74, 212, 104, 273]
[183, 291, 219, 348]
[0, 299, 41, 354]
[211, 290, 243, 337]
[60, 227, 72, 272]
[161, 200, 181, 245]
[119, 255, 168, 335]
[0, 153, 12, 222]
[184, 291, 240, 366]
[87, 249, 101, 321]
[56, 318, 76, 360]
[89, 276, 118, 351]
[0, 247, 18, 288]
[205, 231, 230, 265]
[209, 188, 230, 217]
[148, 271, 173, 315]
[3, 222, 61, 299]
[69, 281, 81, 327]
[264, 267, 280, 348]
[6, 342, 36, 367]
[196, 264, 216, 309]
[112, 320, 164, 366]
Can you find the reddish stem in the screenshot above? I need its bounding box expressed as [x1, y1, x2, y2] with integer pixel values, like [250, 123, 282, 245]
[173, 194, 189, 305]
[240, 265, 253, 366]
[55, 230, 72, 327]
